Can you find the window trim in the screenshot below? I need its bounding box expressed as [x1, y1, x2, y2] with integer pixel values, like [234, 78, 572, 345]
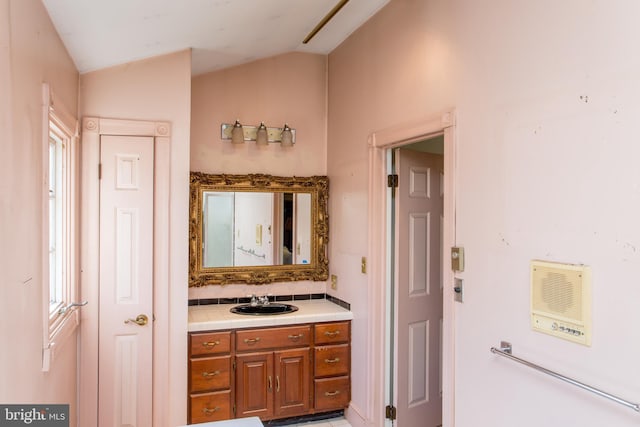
[42, 83, 79, 371]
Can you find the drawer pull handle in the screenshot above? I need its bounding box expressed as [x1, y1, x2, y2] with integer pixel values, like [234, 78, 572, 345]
[324, 357, 341, 364]
[244, 337, 261, 344]
[325, 390, 341, 397]
[202, 340, 220, 348]
[288, 333, 304, 341]
[202, 406, 220, 415]
[324, 330, 341, 337]
[202, 370, 220, 378]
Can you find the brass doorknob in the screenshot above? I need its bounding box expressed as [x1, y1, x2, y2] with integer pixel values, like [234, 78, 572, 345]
[124, 314, 149, 326]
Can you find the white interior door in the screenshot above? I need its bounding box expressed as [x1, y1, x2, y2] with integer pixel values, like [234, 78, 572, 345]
[395, 147, 443, 426]
[99, 135, 154, 427]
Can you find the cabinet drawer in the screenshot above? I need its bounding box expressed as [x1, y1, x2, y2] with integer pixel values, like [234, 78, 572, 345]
[314, 344, 349, 377]
[189, 390, 232, 424]
[314, 322, 350, 345]
[190, 356, 231, 393]
[236, 325, 311, 352]
[190, 331, 232, 356]
[314, 376, 350, 411]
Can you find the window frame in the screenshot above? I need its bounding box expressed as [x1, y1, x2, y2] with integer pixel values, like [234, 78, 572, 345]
[42, 84, 79, 370]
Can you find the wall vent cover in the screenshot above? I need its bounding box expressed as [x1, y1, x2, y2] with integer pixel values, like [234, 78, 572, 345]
[530, 260, 591, 346]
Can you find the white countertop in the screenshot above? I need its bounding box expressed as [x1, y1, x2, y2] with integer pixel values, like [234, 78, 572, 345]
[188, 299, 353, 332]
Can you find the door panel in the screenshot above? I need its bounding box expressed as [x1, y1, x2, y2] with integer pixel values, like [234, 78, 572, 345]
[236, 352, 274, 419]
[99, 135, 154, 427]
[274, 348, 310, 417]
[396, 148, 443, 426]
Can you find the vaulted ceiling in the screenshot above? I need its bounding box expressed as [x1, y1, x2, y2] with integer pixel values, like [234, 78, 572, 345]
[42, 0, 390, 75]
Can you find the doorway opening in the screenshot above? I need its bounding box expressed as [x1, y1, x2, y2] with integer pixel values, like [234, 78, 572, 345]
[387, 136, 444, 427]
[365, 111, 455, 427]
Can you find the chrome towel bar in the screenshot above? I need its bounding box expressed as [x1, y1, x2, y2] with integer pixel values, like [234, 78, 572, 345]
[491, 341, 639, 413]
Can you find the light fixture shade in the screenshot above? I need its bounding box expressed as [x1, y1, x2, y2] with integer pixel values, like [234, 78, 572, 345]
[231, 119, 244, 144]
[256, 122, 268, 146]
[280, 123, 293, 147]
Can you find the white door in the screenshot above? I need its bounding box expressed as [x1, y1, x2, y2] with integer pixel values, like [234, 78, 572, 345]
[395, 148, 443, 426]
[99, 135, 154, 427]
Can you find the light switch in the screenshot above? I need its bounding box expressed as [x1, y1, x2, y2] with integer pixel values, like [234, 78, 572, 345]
[451, 247, 464, 272]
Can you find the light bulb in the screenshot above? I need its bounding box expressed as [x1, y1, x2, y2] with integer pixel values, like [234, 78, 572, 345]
[256, 122, 268, 146]
[231, 119, 244, 144]
[280, 123, 293, 147]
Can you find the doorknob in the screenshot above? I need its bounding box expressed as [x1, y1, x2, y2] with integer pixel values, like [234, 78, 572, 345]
[124, 314, 149, 326]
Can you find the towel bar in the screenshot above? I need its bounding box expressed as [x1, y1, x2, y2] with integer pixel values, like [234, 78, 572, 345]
[491, 341, 639, 413]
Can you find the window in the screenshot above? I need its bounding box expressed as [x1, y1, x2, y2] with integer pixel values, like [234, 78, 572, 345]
[42, 84, 78, 369]
[47, 121, 72, 334]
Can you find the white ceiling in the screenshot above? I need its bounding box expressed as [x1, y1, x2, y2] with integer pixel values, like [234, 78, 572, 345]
[42, 0, 390, 76]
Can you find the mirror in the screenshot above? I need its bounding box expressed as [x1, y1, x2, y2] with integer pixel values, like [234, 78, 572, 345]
[189, 172, 329, 286]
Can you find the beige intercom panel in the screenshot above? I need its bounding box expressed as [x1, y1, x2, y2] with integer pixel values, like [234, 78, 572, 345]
[530, 260, 592, 346]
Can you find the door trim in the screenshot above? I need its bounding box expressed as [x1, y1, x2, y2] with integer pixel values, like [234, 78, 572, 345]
[366, 111, 456, 426]
[80, 117, 171, 426]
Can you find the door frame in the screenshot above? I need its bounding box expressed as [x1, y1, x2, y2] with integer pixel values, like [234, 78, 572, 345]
[79, 117, 171, 426]
[366, 110, 456, 426]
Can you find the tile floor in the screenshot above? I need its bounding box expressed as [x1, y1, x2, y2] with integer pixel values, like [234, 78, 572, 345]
[287, 417, 351, 427]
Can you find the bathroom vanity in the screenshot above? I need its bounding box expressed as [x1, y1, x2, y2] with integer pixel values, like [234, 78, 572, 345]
[187, 299, 353, 424]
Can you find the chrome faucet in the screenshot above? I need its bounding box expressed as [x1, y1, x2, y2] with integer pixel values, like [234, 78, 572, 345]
[248, 294, 270, 306]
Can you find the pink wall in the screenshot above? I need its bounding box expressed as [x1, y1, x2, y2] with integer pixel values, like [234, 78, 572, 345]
[328, 1, 455, 422]
[330, 0, 640, 426]
[189, 52, 328, 301]
[0, 0, 79, 424]
[80, 50, 191, 426]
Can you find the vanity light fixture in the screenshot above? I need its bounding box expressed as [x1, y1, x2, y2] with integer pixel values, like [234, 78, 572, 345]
[231, 119, 244, 144]
[280, 123, 293, 147]
[255, 122, 268, 146]
[221, 121, 296, 145]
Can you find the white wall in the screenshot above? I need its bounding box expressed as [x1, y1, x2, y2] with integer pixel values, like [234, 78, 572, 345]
[0, 0, 79, 423]
[329, 0, 640, 426]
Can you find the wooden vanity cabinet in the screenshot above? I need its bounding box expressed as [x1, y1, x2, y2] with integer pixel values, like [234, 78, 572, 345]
[188, 331, 233, 424]
[188, 320, 350, 424]
[235, 325, 311, 420]
[313, 321, 351, 411]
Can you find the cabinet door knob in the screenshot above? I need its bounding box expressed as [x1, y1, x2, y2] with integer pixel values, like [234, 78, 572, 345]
[276, 375, 280, 392]
[268, 375, 273, 392]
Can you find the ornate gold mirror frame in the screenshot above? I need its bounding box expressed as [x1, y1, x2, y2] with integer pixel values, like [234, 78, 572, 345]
[189, 172, 329, 286]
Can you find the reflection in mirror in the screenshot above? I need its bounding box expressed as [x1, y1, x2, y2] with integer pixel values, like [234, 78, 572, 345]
[202, 192, 312, 267]
[189, 173, 329, 286]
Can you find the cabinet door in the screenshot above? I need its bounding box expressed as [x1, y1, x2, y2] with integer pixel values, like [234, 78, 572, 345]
[236, 352, 274, 419]
[274, 348, 310, 418]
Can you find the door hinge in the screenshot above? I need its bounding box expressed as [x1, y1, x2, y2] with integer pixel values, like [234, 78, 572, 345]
[233, 404, 236, 416]
[385, 405, 397, 420]
[387, 174, 399, 188]
[233, 359, 236, 371]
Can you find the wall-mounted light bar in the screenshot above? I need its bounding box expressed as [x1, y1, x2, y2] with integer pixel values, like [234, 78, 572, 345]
[221, 121, 296, 146]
